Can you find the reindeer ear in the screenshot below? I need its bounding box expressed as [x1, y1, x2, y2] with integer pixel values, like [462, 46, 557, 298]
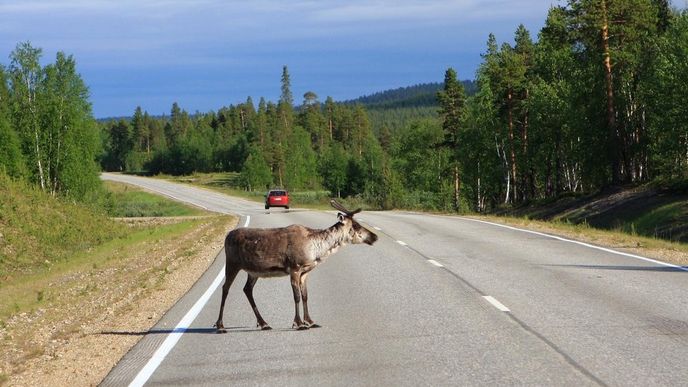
[337, 213, 346, 222]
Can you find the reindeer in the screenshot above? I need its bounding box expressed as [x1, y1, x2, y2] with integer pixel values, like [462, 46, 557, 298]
[214, 200, 378, 332]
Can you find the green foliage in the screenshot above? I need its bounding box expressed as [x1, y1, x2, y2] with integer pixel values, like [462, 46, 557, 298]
[101, 119, 132, 171]
[5, 42, 104, 205]
[390, 120, 452, 210]
[455, 1, 686, 215]
[240, 146, 272, 191]
[0, 171, 129, 278]
[646, 10, 688, 179]
[0, 111, 25, 178]
[319, 143, 348, 198]
[284, 126, 318, 189]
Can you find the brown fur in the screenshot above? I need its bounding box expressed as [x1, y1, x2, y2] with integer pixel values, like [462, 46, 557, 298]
[214, 200, 377, 331]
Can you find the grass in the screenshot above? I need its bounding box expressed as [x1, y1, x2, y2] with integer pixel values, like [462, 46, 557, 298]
[104, 181, 206, 217]
[0, 171, 239, 385]
[0, 213, 236, 385]
[474, 214, 688, 267]
[632, 201, 688, 241]
[159, 172, 335, 209]
[0, 172, 227, 322]
[0, 217, 207, 322]
[0, 174, 131, 279]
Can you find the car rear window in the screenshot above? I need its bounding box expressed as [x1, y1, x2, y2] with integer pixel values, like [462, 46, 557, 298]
[270, 191, 287, 196]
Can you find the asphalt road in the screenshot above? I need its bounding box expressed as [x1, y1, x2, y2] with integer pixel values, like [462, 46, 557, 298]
[100, 173, 688, 386]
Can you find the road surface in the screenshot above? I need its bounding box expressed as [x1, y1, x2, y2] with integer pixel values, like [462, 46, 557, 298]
[100, 173, 688, 386]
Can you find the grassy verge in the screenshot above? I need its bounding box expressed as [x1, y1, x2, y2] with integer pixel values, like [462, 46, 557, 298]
[1, 218, 198, 322]
[159, 172, 334, 209]
[0, 214, 235, 385]
[472, 215, 688, 267]
[0, 172, 238, 385]
[0, 175, 131, 279]
[104, 180, 207, 217]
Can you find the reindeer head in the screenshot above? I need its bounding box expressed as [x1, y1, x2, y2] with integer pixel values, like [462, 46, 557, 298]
[331, 199, 378, 245]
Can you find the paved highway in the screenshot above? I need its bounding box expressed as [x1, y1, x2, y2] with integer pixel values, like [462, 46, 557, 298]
[101, 173, 687, 386]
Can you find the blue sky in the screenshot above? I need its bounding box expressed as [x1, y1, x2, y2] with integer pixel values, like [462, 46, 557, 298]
[1, 1, 560, 118]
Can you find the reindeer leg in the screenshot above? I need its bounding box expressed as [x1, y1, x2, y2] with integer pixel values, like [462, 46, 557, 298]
[215, 265, 240, 333]
[300, 272, 320, 328]
[243, 274, 271, 330]
[290, 271, 308, 330]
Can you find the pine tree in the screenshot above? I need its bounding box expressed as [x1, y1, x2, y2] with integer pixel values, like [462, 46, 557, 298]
[567, 0, 659, 184]
[437, 68, 466, 211]
[278, 65, 294, 131]
[514, 24, 535, 199]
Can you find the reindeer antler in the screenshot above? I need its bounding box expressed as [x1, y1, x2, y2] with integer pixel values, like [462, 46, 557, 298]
[330, 199, 361, 216]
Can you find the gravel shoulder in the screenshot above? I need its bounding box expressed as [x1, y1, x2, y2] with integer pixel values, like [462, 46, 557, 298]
[0, 215, 236, 387]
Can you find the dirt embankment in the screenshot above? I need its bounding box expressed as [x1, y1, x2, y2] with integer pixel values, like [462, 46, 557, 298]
[0, 215, 236, 387]
[503, 185, 688, 243]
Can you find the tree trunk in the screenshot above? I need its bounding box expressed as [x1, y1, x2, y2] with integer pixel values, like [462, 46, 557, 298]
[34, 126, 46, 191]
[477, 161, 482, 212]
[601, 0, 620, 184]
[453, 165, 460, 212]
[507, 87, 517, 202]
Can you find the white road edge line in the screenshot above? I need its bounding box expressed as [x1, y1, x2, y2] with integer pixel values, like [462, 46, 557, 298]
[128, 266, 224, 387]
[461, 217, 688, 272]
[373, 226, 382, 231]
[483, 296, 510, 312]
[427, 259, 444, 267]
[396, 240, 408, 246]
[128, 215, 249, 387]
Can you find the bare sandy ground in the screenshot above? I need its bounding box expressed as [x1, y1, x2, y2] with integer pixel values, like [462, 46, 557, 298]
[0, 215, 236, 387]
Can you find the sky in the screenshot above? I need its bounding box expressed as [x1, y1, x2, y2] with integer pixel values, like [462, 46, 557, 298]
[1, 0, 561, 118]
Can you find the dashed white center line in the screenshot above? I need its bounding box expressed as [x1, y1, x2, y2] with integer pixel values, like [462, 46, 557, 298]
[483, 296, 510, 312]
[396, 240, 408, 246]
[427, 259, 444, 267]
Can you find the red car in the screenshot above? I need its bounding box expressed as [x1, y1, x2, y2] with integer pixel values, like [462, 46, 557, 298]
[265, 189, 289, 210]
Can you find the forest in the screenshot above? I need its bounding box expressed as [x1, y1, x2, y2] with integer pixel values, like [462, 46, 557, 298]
[1, 1, 687, 214]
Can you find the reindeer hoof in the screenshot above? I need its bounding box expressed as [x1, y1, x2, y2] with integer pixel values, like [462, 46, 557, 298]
[308, 323, 321, 329]
[293, 321, 309, 330]
[215, 322, 227, 333]
[261, 325, 272, 331]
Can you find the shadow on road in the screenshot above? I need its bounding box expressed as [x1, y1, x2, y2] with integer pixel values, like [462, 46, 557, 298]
[545, 264, 686, 272]
[99, 327, 257, 336]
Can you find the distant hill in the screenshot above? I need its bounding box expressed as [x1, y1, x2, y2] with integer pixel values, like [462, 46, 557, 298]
[342, 81, 476, 110]
[339, 81, 475, 135]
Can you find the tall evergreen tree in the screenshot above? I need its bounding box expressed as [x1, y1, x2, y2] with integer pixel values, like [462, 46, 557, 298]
[278, 65, 294, 131]
[567, 0, 659, 184]
[437, 67, 466, 211]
